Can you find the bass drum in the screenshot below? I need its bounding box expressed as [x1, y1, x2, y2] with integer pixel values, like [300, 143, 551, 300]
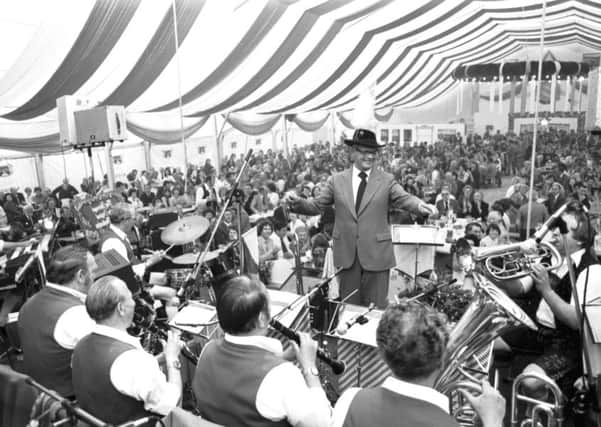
[204, 244, 240, 289]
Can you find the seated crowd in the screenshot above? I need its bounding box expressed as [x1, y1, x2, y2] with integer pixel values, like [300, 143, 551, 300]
[2, 127, 601, 426]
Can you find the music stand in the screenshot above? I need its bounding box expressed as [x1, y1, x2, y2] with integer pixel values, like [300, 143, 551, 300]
[391, 225, 445, 299]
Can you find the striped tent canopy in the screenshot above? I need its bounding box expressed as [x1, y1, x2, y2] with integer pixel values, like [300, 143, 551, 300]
[1, 0, 601, 152]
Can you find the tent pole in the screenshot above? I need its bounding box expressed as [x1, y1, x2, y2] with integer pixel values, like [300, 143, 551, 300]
[213, 115, 224, 174]
[87, 147, 95, 188]
[282, 116, 289, 157]
[171, 0, 188, 192]
[526, 0, 547, 235]
[330, 112, 336, 153]
[105, 143, 115, 190]
[34, 154, 45, 189]
[143, 141, 152, 172]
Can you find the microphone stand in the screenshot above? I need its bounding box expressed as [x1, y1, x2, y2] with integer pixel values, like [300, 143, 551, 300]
[178, 149, 254, 298]
[272, 267, 344, 320]
[25, 377, 109, 427]
[235, 201, 244, 272]
[290, 232, 304, 294]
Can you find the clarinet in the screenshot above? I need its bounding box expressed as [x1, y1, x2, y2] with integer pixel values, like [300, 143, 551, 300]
[269, 319, 346, 375]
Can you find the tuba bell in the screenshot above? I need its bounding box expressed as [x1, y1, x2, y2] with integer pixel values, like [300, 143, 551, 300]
[435, 240, 564, 425]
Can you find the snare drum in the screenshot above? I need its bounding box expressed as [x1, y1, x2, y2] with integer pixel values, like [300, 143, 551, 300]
[165, 268, 192, 289]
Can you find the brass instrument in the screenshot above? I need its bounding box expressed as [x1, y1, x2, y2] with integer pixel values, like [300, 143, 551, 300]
[474, 240, 562, 281]
[510, 372, 566, 427]
[435, 241, 561, 426]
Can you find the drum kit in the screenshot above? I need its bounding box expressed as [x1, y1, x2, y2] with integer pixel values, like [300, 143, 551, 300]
[159, 215, 239, 302]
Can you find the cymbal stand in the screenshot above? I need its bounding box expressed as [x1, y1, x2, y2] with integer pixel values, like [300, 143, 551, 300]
[179, 149, 254, 297]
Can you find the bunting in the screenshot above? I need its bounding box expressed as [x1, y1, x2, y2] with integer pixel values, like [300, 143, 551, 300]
[0, 1, 600, 152]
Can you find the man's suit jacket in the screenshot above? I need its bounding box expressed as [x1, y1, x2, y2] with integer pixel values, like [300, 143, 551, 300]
[289, 168, 421, 271]
[435, 198, 459, 217]
[546, 194, 566, 215]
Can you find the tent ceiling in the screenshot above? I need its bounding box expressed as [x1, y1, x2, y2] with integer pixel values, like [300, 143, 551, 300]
[0, 0, 599, 151]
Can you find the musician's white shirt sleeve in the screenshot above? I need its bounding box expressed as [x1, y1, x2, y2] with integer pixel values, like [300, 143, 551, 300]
[331, 388, 360, 427]
[224, 334, 331, 427]
[94, 325, 180, 416]
[570, 264, 601, 308]
[47, 283, 95, 350]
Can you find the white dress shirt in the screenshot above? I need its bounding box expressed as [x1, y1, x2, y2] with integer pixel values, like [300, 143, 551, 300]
[209, 334, 332, 427]
[352, 165, 372, 205]
[101, 224, 146, 277]
[195, 184, 210, 206]
[332, 376, 450, 427]
[46, 282, 95, 350]
[92, 324, 180, 416]
[536, 249, 584, 328]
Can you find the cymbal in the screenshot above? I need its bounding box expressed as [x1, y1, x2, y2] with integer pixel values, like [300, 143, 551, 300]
[172, 250, 221, 265]
[161, 216, 210, 245]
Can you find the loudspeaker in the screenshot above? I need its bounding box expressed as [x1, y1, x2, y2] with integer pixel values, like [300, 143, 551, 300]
[56, 95, 94, 147]
[74, 106, 127, 144]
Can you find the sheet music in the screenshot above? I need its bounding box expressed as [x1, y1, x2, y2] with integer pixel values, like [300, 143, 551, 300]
[169, 302, 218, 335]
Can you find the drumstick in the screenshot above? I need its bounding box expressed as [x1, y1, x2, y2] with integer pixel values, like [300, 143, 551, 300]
[144, 244, 176, 255]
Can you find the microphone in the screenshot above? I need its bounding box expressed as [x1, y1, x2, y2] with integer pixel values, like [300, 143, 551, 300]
[534, 202, 569, 242]
[336, 303, 375, 335]
[244, 148, 254, 162]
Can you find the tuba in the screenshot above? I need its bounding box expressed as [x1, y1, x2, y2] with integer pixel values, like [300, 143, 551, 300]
[435, 240, 562, 426]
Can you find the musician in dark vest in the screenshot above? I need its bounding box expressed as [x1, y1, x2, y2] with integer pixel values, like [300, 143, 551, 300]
[18, 245, 96, 398]
[518, 204, 599, 400]
[0, 236, 41, 326]
[72, 276, 183, 425]
[193, 275, 332, 427]
[100, 205, 175, 301]
[332, 301, 505, 427]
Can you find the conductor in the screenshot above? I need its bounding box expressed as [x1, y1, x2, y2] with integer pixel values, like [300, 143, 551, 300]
[285, 129, 436, 308]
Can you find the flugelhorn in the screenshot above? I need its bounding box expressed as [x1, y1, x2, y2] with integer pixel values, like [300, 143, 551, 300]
[269, 319, 346, 375]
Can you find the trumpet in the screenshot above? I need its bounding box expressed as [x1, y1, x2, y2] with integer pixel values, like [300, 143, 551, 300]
[269, 319, 346, 375]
